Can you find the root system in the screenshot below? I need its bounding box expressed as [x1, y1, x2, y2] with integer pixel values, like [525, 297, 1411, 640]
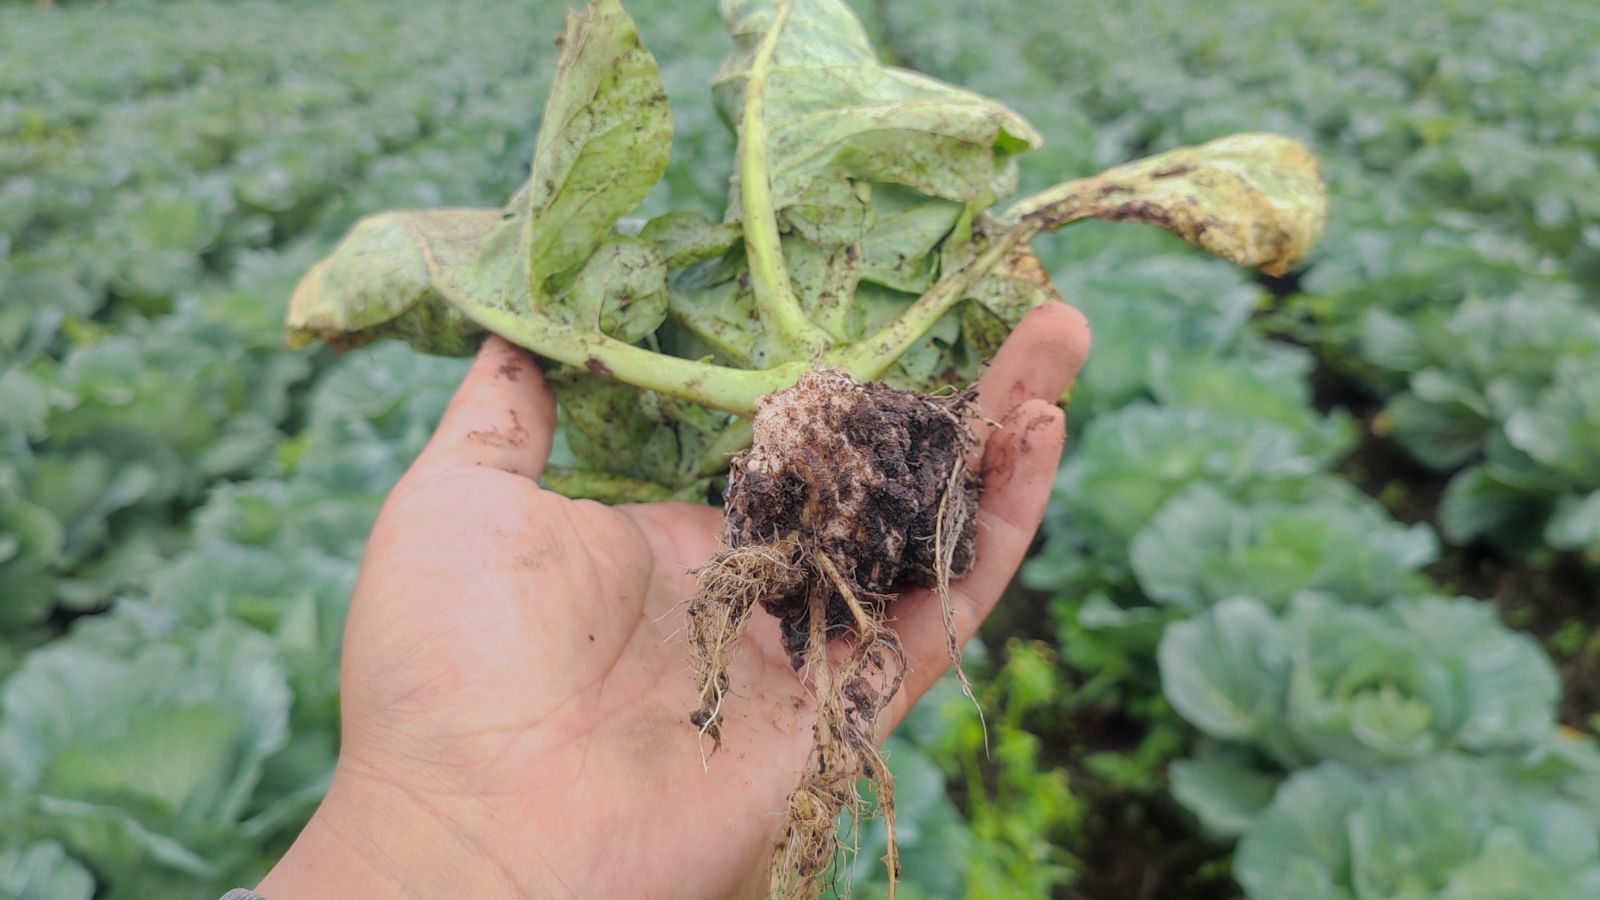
[686, 369, 980, 899]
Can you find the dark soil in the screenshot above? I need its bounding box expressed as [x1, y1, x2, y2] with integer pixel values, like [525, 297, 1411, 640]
[1064, 793, 1235, 900]
[722, 369, 980, 658]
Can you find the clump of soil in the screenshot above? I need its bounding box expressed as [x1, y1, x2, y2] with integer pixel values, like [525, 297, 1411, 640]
[687, 369, 980, 899]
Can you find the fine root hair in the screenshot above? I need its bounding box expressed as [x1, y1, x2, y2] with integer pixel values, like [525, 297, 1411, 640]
[688, 536, 804, 752]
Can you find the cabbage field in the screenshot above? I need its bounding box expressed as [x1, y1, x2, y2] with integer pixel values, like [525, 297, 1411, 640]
[2, 0, 1598, 897]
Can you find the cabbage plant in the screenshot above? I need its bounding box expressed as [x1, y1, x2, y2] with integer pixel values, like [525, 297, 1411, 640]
[1236, 755, 1600, 900]
[1160, 593, 1560, 774]
[287, 0, 1327, 502]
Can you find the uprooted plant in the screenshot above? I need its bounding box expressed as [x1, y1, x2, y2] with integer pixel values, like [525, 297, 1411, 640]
[285, 0, 1327, 894]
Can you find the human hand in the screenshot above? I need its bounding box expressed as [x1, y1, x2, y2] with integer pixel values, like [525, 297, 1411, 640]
[256, 302, 1089, 899]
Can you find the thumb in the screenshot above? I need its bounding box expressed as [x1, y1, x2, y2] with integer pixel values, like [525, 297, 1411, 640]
[408, 336, 557, 482]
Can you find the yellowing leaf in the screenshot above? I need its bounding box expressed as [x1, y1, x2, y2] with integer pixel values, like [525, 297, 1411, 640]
[524, 0, 672, 293]
[1009, 133, 1328, 276]
[286, 210, 500, 355]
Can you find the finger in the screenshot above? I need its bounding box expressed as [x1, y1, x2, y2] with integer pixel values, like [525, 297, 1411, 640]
[971, 301, 1091, 443]
[408, 336, 558, 482]
[888, 398, 1066, 715]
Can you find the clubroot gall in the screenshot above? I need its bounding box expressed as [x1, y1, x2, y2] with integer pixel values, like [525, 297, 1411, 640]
[689, 370, 980, 895]
[284, 0, 1328, 893]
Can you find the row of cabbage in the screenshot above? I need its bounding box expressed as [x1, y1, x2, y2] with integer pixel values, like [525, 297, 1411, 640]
[1012, 226, 1600, 896]
[877, 0, 1600, 566]
[0, 0, 562, 894]
[865, 0, 1600, 895]
[0, 0, 554, 645]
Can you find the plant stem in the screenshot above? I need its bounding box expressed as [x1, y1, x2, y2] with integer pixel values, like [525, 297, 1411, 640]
[474, 218, 1034, 419]
[738, 0, 831, 363]
[464, 299, 807, 415]
[826, 223, 1035, 380]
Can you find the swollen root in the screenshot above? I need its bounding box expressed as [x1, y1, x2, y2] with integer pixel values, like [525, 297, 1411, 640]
[685, 370, 981, 899]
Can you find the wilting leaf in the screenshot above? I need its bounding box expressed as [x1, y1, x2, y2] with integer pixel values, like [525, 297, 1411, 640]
[286, 0, 1330, 502]
[1010, 133, 1328, 275]
[285, 210, 498, 355]
[640, 211, 742, 269]
[948, 224, 1065, 325]
[713, 0, 1040, 234]
[559, 235, 670, 343]
[859, 186, 963, 294]
[524, 0, 672, 293]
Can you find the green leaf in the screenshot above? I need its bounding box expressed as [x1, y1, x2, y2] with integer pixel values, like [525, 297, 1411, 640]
[1438, 464, 1552, 550]
[1058, 404, 1329, 545]
[1169, 748, 1282, 838]
[639, 211, 742, 269]
[1279, 594, 1556, 770]
[0, 489, 65, 633]
[1548, 491, 1600, 554]
[1346, 757, 1599, 900]
[1235, 763, 1365, 900]
[1239, 754, 1600, 900]
[1284, 595, 1453, 768]
[1130, 484, 1436, 612]
[0, 612, 291, 885]
[0, 841, 94, 900]
[1505, 357, 1600, 488]
[1009, 133, 1328, 275]
[1158, 596, 1287, 742]
[1391, 596, 1559, 753]
[523, 0, 673, 293]
[859, 186, 964, 294]
[1379, 389, 1489, 471]
[560, 235, 669, 343]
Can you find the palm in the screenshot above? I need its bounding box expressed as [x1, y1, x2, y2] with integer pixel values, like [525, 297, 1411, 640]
[320, 302, 1087, 899]
[344, 472, 818, 898]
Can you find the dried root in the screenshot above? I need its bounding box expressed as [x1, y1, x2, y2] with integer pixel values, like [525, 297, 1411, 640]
[688, 537, 804, 751]
[684, 370, 982, 899]
[771, 580, 906, 900]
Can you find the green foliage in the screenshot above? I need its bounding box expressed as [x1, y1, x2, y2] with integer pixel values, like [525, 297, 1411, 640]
[0, 610, 297, 896]
[0, 841, 93, 900]
[1236, 753, 1600, 900]
[945, 642, 1081, 896]
[1160, 594, 1560, 772]
[849, 643, 1081, 898]
[2, 0, 1597, 896]
[1131, 485, 1438, 612]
